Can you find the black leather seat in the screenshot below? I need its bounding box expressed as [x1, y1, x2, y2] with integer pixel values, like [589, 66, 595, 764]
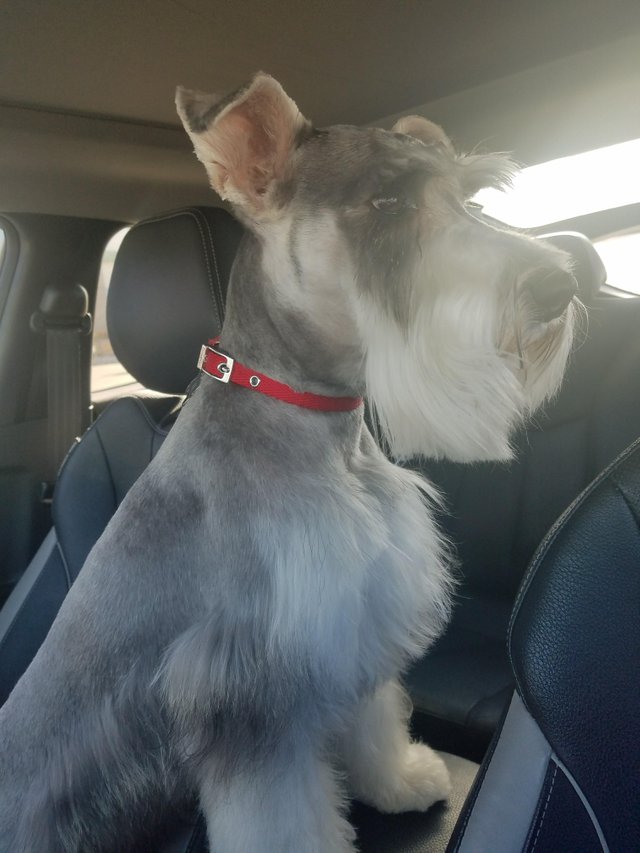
[0, 207, 243, 707]
[448, 435, 640, 852]
[354, 433, 640, 852]
[407, 236, 640, 756]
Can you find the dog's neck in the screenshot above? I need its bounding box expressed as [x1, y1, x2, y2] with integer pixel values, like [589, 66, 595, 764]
[219, 233, 364, 399]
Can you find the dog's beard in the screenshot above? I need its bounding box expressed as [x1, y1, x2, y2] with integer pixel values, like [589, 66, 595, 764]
[359, 289, 575, 463]
[515, 300, 579, 415]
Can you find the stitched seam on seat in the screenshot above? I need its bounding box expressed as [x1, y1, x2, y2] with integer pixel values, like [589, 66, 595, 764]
[98, 396, 173, 437]
[56, 423, 118, 581]
[612, 479, 640, 527]
[507, 435, 640, 694]
[148, 413, 159, 465]
[176, 208, 221, 328]
[127, 211, 221, 328]
[127, 396, 173, 437]
[510, 433, 640, 630]
[55, 400, 170, 590]
[551, 756, 610, 852]
[197, 210, 225, 324]
[464, 680, 513, 728]
[93, 400, 171, 498]
[447, 697, 511, 852]
[0, 542, 66, 656]
[183, 210, 221, 328]
[529, 763, 557, 852]
[94, 421, 119, 510]
[448, 769, 480, 852]
[57, 538, 73, 589]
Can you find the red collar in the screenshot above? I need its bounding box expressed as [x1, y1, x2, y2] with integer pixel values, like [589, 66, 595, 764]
[197, 338, 363, 412]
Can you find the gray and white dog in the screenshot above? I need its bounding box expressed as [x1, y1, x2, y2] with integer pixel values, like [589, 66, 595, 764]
[0, 73, 578, 852]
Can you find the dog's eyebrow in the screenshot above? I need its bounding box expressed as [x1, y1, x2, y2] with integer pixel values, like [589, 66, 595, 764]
[373, 167, 430, 194]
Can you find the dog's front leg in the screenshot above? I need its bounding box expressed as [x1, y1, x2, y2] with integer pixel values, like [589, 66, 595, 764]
[197, 729, 356, 853]
[340, 679, 451, 813]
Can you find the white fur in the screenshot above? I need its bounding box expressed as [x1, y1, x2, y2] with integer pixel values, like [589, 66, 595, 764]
[341, 680, 451, 812]
[252, 433, 453, 689]
[519, 304, 579, 413]
[355, 231, 576, 462]
[259, 209, 576, 463]
[359, 295, 525, 461]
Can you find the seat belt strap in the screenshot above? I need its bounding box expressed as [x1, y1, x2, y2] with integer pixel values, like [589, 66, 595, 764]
[31, 283, 92, 487]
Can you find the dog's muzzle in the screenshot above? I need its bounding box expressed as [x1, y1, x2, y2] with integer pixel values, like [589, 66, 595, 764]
[520, 268, 578, 322]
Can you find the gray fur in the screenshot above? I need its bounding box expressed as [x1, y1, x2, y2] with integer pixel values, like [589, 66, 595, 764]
[0, 73, 576, 852]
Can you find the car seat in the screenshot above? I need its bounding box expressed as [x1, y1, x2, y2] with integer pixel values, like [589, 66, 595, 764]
[0, 207, 243, 707]
[407, 234, 640, 757]
[445, 434, 640, 853]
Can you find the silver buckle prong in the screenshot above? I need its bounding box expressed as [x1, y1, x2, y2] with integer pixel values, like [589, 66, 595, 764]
[198, 344, 234, 383]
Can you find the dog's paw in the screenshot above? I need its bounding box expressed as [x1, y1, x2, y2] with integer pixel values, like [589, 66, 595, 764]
[362, 743, 451, 814]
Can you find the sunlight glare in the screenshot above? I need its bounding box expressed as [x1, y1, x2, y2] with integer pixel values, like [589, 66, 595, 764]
[474, 138, 640, 228]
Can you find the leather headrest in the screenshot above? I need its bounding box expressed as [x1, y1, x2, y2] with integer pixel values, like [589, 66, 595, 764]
[107, 207, 244, 394]
[537, 231, 606, 305]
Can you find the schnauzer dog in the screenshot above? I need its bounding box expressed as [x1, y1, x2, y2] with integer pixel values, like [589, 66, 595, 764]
[0, 73, 577, 852]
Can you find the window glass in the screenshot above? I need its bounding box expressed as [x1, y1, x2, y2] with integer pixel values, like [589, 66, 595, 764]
[0, 227, 5, 272]
[474, 138, 640, 228]
[91, 228, 143, 402]
[594, 230, 640, 295]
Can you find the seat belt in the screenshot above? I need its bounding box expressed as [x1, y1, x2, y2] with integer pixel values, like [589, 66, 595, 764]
[31, 283, 93, 491]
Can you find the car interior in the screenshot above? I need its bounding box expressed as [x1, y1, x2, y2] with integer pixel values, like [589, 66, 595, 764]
[1, 2, 639, 851]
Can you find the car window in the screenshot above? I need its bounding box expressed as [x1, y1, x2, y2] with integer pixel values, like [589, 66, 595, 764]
[0, 227, 5, 273]
[91, 228, 143, 403]
[594, 230, 640, 295]
[475, 138, 640, 228]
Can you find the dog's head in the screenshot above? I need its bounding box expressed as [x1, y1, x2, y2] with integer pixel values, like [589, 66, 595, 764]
[177, 73, 579, 462]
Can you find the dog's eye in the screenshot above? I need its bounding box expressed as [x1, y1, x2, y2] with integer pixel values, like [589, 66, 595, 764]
[371, 196, 412, 215]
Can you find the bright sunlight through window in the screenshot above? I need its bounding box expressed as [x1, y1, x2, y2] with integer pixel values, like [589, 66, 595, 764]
[91, 228, 142, 403]
[594, 231, 640, 295]
[475, 138, 640, 228]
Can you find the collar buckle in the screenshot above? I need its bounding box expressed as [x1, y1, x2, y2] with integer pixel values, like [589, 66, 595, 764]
[198, 343, 234, 383]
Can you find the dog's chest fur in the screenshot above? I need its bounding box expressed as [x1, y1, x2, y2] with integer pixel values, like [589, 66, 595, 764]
[152, 382, 451, 707]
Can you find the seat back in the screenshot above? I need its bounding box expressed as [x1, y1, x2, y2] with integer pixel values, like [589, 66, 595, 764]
[449, 436, 640, 852]
[0, 207, 243, 706]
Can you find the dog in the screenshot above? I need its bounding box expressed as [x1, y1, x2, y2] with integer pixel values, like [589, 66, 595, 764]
[0, 73, 578, 852]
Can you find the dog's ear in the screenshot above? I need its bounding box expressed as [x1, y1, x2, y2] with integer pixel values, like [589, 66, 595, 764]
[392, 115, 454, 153]
[176, 73, 309, 213]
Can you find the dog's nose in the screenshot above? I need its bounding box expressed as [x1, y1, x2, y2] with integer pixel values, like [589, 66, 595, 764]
[521, 268, 578, 322]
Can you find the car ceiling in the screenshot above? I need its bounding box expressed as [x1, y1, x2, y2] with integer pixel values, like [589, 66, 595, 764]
[2, 0, 640, 221]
